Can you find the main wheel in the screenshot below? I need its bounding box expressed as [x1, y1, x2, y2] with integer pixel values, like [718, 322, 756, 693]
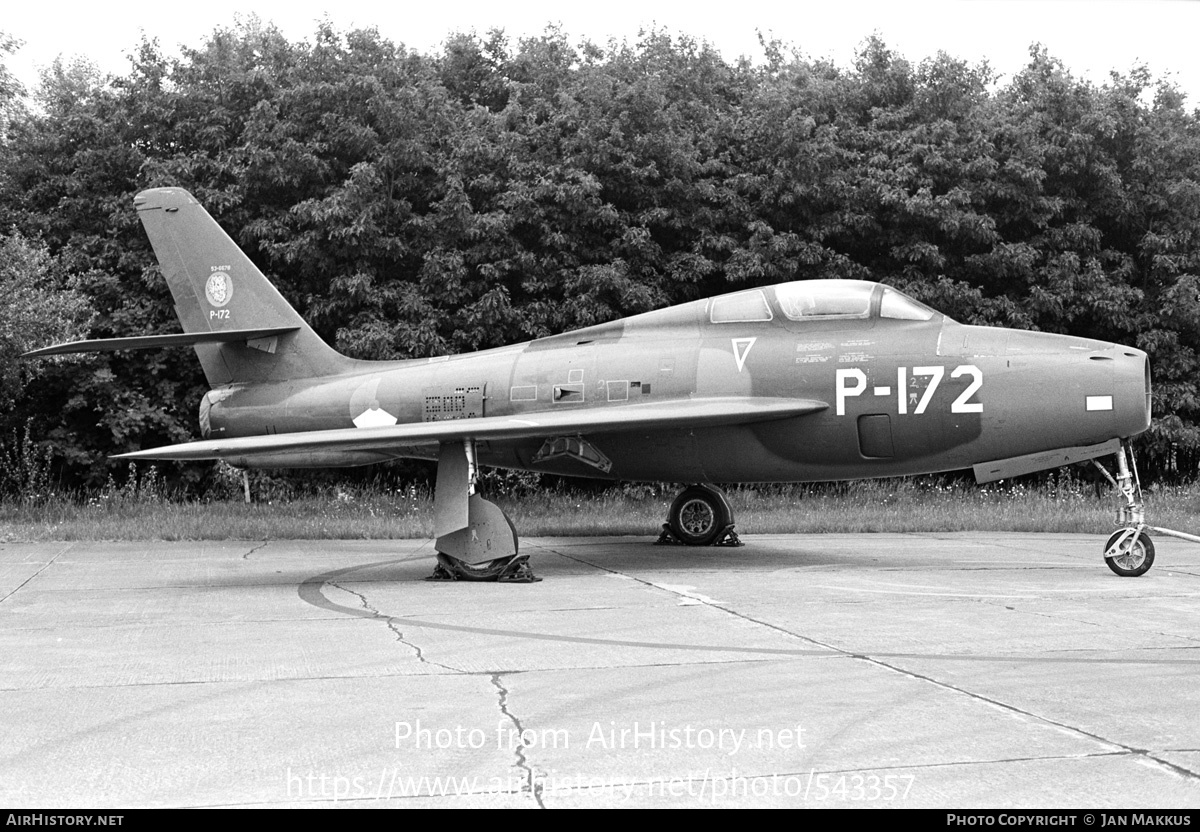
[668, 486, 730, 546]
[1105, 529, 1155, 577]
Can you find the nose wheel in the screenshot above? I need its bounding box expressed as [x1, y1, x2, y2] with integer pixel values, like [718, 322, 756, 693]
[1093, 439, 1200, 577]
[1104, 528, 1155, 577]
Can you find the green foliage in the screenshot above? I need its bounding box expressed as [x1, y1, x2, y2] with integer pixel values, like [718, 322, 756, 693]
[0, 31, 24, 131]
[0, 421, 55, 503]
[17, 474, 1200, 541]
[1, 22, 1199, 486]
[0, 230, 91, 408]
[476, 467, 545, 498]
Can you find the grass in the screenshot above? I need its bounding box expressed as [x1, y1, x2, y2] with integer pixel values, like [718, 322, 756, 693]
[4, 475, 1200, 542]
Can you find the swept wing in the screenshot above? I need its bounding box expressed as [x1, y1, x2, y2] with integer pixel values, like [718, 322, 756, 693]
[115, 396, 827, 462]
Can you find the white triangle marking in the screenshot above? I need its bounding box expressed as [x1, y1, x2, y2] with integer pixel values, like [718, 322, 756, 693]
[732, 337, 756, 372]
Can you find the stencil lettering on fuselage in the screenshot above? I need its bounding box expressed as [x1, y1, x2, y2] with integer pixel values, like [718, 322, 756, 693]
[422, 385, 484, 420]
[794, 341, 833, 365]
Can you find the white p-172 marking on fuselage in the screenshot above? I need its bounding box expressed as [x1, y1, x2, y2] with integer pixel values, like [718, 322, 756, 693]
[836, 365, 983, 416]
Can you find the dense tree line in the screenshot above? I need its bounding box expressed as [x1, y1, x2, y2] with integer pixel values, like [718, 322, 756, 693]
[0, 20, 1198, 490]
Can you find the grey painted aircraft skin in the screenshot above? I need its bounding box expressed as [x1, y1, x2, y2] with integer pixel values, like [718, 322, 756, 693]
[192, 283, 1148, 485]
[26, 188, 1154, 576]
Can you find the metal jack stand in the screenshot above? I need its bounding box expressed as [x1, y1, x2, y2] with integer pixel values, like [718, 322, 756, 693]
[1092, 439, 1200, 576]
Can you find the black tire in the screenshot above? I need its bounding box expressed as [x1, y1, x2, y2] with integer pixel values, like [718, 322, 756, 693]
[668, 486, 730, 546]
[1105, 529, 1155, 577]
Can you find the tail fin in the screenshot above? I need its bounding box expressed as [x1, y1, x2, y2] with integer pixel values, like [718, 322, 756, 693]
[135, 187, 353, 386]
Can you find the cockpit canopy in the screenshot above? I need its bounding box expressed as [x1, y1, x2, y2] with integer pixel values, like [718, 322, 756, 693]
[708, 280, 937, 325]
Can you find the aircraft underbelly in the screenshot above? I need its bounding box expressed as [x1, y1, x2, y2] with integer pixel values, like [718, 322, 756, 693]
[505, 430, 706, 481]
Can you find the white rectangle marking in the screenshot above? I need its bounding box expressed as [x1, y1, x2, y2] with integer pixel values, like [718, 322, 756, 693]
[873, 386, 891, 396]
[1086, 395, 1113, 411]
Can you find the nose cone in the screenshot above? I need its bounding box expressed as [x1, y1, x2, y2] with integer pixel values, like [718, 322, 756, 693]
[977, 325, 1152, 446]
[1112, 346, 1152, 438]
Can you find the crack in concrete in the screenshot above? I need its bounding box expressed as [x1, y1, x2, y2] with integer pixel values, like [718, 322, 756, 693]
[861, 655, 1200, 782]
[976, 594, 1200, 647]
[0, 544, 71, 606]
[544, 547, 833, 653]
[538, 543, 1200, 785]
[328, 580, 461, 673]
[241, 541, 270, 560]
[491, 673, 546, 809]
[795, 749, 1130, 775]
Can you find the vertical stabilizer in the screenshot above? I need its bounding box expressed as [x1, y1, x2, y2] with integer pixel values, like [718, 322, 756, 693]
[135, 188, 352, 385]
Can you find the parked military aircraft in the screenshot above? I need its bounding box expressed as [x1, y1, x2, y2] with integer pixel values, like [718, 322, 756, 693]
[26, 188, 1161, 580]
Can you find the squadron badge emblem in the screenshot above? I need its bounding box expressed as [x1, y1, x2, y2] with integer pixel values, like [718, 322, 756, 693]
[205, 271, 233, 307]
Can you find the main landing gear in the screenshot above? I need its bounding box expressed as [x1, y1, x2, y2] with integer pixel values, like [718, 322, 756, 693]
[426, 440, 539, 583]
[657, 484, 742, 547]
[425, 458, 741, 580]
[1093, 439, 1200, 577]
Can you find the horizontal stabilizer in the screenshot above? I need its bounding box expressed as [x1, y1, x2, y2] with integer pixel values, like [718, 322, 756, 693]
[973, 438, 1120, 484]
[114, 396, 828, 463]
[22, 327, 300, 358]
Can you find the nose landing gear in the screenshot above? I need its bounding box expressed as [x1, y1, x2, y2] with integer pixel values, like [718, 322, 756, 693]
[1094, 439, 1200, 577]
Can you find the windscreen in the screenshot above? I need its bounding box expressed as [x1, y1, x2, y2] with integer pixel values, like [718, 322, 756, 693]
[776, 282, 874, 320]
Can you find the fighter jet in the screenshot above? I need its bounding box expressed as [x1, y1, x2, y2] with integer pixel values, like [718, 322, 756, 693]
[26, 188, 1160, 580]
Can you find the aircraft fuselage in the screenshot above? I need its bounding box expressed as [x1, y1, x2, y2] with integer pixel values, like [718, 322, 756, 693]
[203, 281, 1151, 483]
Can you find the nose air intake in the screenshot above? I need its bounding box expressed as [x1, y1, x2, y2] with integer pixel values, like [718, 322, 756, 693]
[1144, 352, 1152, 416]
[1114, 348, 1152, 439]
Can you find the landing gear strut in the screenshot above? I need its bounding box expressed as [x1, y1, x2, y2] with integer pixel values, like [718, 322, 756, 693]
[657, 484, 742, 547]
[425, 440, 539, 583]
[1093, 439, 1200, 577]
